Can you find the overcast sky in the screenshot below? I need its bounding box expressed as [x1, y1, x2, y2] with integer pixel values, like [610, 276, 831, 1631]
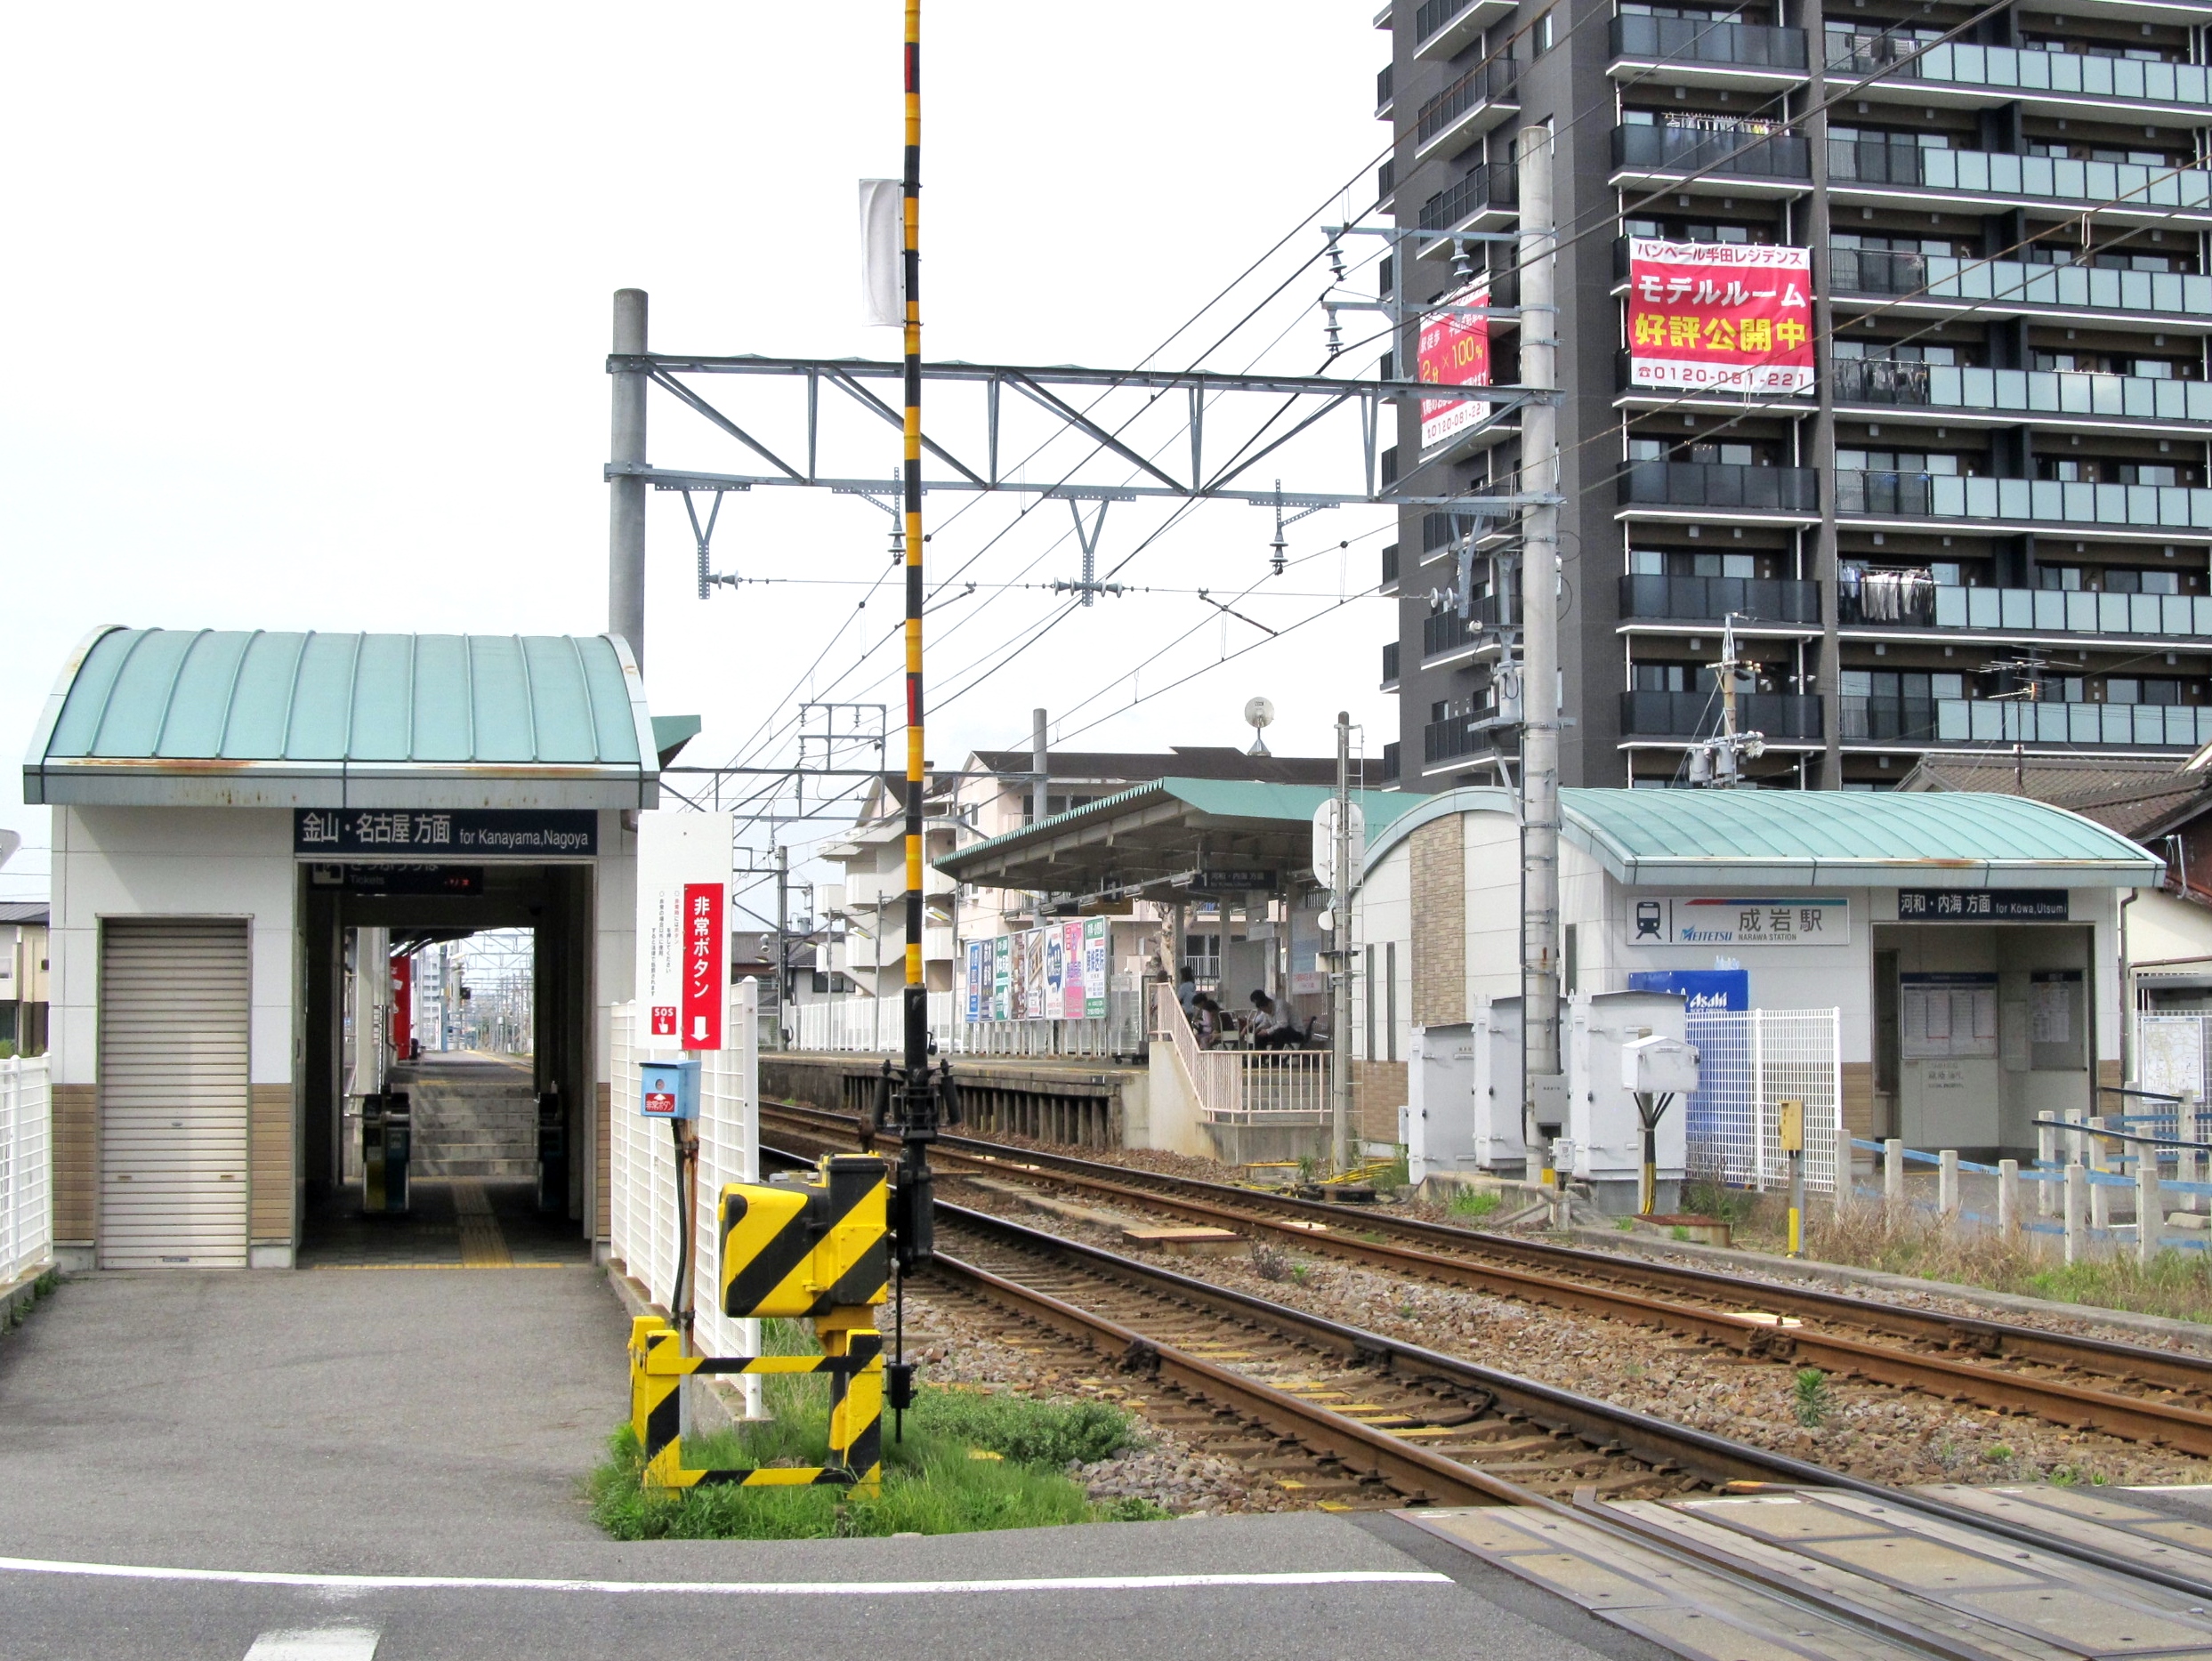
[0, 3, 1393, 913]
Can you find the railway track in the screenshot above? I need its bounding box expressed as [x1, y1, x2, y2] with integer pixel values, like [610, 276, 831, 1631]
[926, 1198, 1829, 1508]
[763, 1097, 2212, 1456]
[917, 1188, 2212, 1635]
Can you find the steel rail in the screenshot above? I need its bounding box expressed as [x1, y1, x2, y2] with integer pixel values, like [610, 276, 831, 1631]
[761, 1101, 2212, 1453]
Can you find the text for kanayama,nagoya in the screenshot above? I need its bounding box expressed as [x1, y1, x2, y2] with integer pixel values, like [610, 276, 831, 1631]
[1627, 240, 1812, 395]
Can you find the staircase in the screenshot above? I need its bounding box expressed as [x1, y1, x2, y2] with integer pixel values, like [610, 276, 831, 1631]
[391, 1053, 539, 1181]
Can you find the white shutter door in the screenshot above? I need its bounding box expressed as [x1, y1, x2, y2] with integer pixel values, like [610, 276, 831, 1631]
[100, 919, 251, 1269]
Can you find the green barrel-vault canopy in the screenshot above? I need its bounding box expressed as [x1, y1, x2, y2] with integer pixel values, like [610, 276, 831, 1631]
[1360, 786, 2162, 890]
[24, 627, 661, 810]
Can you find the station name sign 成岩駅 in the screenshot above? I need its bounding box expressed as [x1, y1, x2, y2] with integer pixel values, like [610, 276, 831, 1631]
[1627, 239, 1813, 395]
[1896, 889, 2070, 923]
[294, 809, 599, 859]
[1630, 896, 1849, 947]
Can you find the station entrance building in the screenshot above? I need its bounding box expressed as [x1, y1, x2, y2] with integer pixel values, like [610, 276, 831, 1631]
[23, 628, 668, 1269]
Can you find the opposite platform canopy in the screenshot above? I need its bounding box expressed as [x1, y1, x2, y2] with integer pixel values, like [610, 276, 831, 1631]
[1363, 786, 2164, 889]
[933, 777, 1431, 899]
[24, 627, 661, 810]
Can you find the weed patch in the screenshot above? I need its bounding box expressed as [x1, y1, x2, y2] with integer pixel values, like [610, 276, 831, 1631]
[588, 1322, 1150, 1540]
[1449, 1188, 1504, 1222]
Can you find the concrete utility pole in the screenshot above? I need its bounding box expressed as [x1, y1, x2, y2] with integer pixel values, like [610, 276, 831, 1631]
[1517, 122, 1563, 1173]
[610, 288, 649, 672]
[1804, 0, 1842, 789]
[1030, 707, 1050, 927]
[1331, 710, 1355, 1173]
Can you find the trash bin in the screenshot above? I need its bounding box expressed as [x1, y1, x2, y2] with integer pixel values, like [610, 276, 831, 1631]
[537, 1088, 567, 1213]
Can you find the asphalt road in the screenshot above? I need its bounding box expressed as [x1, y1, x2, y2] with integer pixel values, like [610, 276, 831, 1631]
[0, 1269, 1660, 1661]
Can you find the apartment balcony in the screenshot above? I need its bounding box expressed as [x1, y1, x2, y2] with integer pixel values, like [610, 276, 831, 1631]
[1381, 740, 1401, 786]
[1376, 62, 1393, 117]
[1424, 712, 1501, 766]
[1829, 248, 2212, 331]
[1413, 0, 1514, 62]
[1619, 691, 1824, 742]
[1825, 32, 2211, 120]
[1840, 577, 2212, 643]
[1377, 157, 1395, 209]
[1833, 359, 2212, 434]
[1381, 542, 1400, 593]
[1826, 141, 2212, 229]
[1836, 471, 2212, 536]
[1618, 573, 1820, 627]
[1418, 163, 1519, 240]
[1610, 15, 1807, 92]
[1415, 59, 1520, 163]
[1841, 696, 2212, 750]
[1611, 124, 1812, 195]
[1382, 640, 1401, 690]
[1618, 460, 1820, 520]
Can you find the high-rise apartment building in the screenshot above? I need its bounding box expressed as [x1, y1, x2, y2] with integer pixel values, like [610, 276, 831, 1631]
[1376, 0, 2211, 791]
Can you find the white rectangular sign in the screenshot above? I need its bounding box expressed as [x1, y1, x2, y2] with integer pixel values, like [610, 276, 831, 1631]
[1628, 895, 1849, 948]
[635, 811, 732, 1050]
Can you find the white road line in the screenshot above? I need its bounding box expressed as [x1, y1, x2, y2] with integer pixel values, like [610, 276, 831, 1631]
[0, 1555, 1450, 1597]
[243, 1629, 379, 1660]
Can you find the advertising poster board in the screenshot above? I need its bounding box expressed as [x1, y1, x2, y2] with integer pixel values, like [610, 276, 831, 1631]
[1627, 240, 1812, 394]
[992, 935, 1012, 1021]
[965, 940, 985, 1023]
[1417, 278, 1491, 450]
[1085, 918, 1109, 1018]
[1022, 927, 1048, 1020]
[1062, 921, 1086, 1020]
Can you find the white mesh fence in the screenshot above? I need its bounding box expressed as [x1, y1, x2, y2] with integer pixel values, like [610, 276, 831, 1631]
[0, 1057, 52, 1285]
[1683, 1008, 1843, 1193]
[610, 982, 763, 1381]
[793, 979, 1147, 1058]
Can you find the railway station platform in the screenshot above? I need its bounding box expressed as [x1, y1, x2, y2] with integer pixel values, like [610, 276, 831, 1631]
[0, 1261, 1647, 1661]
[763, 1051, 1147, 1151]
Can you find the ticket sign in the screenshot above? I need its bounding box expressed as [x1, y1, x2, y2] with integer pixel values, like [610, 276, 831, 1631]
[1627, 240, 1812, 394]
[636, 811, 732, 1050]
[1417, 278, 1491, 450]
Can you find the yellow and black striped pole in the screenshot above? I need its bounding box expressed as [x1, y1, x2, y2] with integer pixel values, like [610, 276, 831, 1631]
[889, 0, 938, 1302]
[900, 0, 925, 1083]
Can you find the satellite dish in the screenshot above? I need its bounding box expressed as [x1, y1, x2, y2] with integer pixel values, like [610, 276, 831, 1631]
[1244, 697, 1275, 757]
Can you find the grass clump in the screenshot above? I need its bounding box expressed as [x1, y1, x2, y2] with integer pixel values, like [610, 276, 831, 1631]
[1813, 1200, 2212, 1326]
[1792, 1367, 1830, 1427]
[588, 1320, 1150, 1541]
[1449, 1188, 1504, 1222]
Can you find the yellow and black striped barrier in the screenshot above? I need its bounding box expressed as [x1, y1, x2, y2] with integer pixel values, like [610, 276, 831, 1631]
[627, 1317, 884, 1494]
[627, 1154, 892, 1496]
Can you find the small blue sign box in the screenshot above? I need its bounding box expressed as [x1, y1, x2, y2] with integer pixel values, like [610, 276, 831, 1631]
[641, 1059, 700, 1120]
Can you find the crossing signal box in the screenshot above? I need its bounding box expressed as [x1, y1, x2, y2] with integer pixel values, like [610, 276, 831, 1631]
[720, 1154, 889, 1319]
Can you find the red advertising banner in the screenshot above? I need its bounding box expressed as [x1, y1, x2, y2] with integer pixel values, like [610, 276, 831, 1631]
[680, 881, 723, 1050]
[1627, 240, 1812, 395]
[1417, 279, 1490, 449]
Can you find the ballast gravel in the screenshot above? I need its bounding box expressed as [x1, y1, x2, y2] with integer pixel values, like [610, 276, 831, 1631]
[900, 1285, 1294, 1516]
[938, 1175, 2212, 1494]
